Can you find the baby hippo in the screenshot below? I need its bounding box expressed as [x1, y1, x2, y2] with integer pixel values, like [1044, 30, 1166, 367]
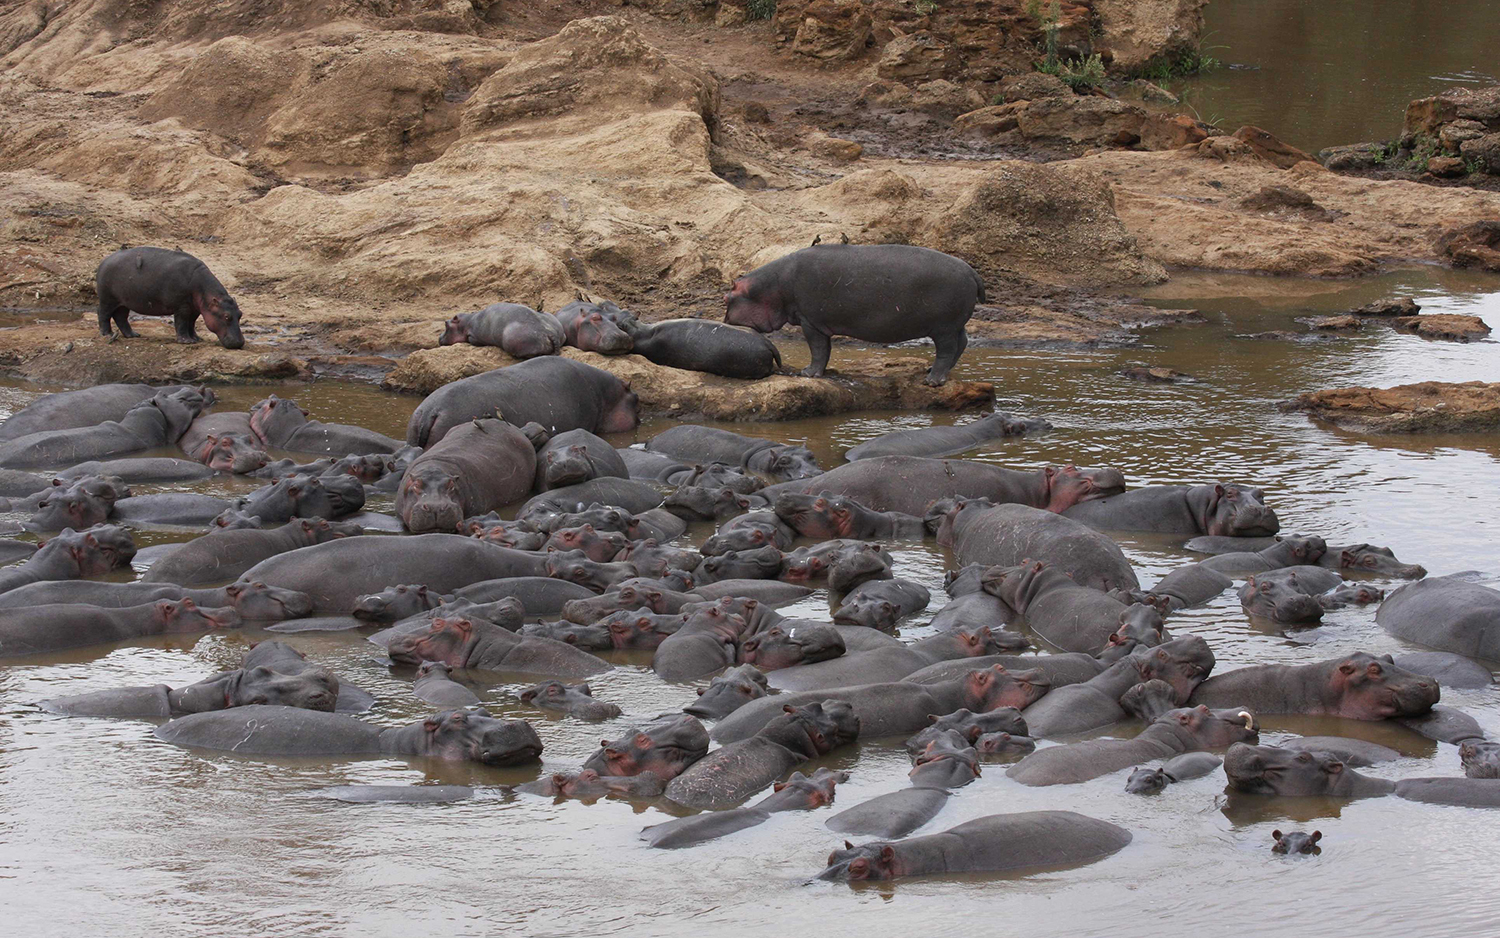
[518, 769, 664, 801]
[1460, 741, 1500, 779]
[684, 665, 771, 719]
[412, 662, 481, 708]
[1271, 829, 1322, 855]
[738, 622, 845, 671]
[518, 680, 623, 721]
[833, 579, 930, 631]
[439, 303, 565, 358]
[353, 584, 451, 623]
[1125, 767, 1169, 795]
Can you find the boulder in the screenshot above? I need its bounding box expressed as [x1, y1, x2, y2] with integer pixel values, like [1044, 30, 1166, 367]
[1281, 382, 1500, 434]
[1016, 95, 1145, 148]
[1237, 185, 1336, 221]
[1232, 126, 1316, 169]
[806, 132, 863, 163]
[998, 72, 1072, 103]
[1439, 120, 1487, 154]
[1140, 113, 1212, 150]
[1459, 133, 1500, 175]
[1438, 221, 1500, 272]
[1427, 156, 1468, 178]
[773, 0, 873, 60]
[1391, 314, 1492, 343]
[1403, 86, 1500, 139]
[1317, 142, 1387, 172]
[1351, 298, 1421, 317]
[876, 31, 956, 81]
[954, 103, 1024, 136]
[1095, 0, 1209, 72]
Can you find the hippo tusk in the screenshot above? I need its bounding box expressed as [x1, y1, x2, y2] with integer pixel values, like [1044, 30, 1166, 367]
[1238, 710, 1255, 730]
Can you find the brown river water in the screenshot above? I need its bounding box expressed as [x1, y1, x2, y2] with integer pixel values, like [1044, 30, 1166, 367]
[1, 265, 1498, 936]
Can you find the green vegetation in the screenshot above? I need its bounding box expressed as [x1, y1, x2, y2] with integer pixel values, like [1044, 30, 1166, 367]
[1133, 32, 1225, 81]
[1465, 157, 1485, 176]
[914, 0, 939, 14]
[746, 0, 776, 20]
[1404, 133, 1441, 171]
[1032, 0, 1106, 92]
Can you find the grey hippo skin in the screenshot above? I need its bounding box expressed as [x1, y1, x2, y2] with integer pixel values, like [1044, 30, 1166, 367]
[845, 411, 1052, 460]
[387, 616, 609, 679]
[981, 561, 1159, 654]
[1198, 535, 1327, 574]
[642, 768, 846, 849]
[95, 246, 245, 348]
[1236, 566, 1345, 624]
[352, 584, 451, 623]
[241, 534, 547, 614]
[439, 303, 565, 358]
[0, 468, 51, 496]
[0, 525, 136, 596]
[0, 538, 37, 565]
[581, 714, 711, 781]
[1224, 743, 1500, 807]
[724, 243, 982, 385]
[1377, 575, 1500, 661]
[412, 661, 482, 708]
[0, 599, 239, 658]
[454, 577, 596, 617]
[397, 418, 535, 533]
[144, 518, 361, 587]
[1188, 652, 1439, 720]
[1007, 705, 1259, 786]
[155, 706, 543, 765]
[1392, 652, 1493, 689]
[825, 731, 981, 838]
[520, 478, 664, 517]
[314, 785, 476, 804]
[534, 429, 629, 492]
[0, 387, 210, 469]
[518, 680, 622, 721]
[832, 579, 930, 631]
[772, 492, 924, 540]
[248, 396, 403, 457]
[646, 426, 821, 482]
[768, 625, 1025, 692]
[1461, 741, 1500, 778]
[620, 318, 782, 380]
[0, 383, 197, 443]
[0, 579, 311, 621]
[552, 300, 635, 354]
[1271, 830, 1322, 855]
[406, 357, 639, 447]
[1062, 483, 1279, 537]
[939, 501, 1139, 592]
[58, 457, 213, 484]
[1318, 543, 1427, 579]
[818, 811, 1131, 881]
[684, 665, 771, 719]
[1018, 636, 1215, 738]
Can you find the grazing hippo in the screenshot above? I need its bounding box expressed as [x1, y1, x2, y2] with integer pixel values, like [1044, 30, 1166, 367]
[845, 412, 1052, 461]
[0, 524, 136, 596]
[518, 770, 664, 801]
[1272, 830, 1322, 855]
[518, 680, 622, 721]
[620, 318, 783, 379]
[1317, 543, 1426, 579]
[770, 626, 1021, 691]
[980, 561, 1158, 654]
[646, 426, 821, 482]
[1377, 575, 1500, 661]
[0, 599, 240, 658]
[156, 706, 543, 765]
[1019, 637, 1214, 738]
[439, 303, 565, 358]
[58, 457, 213, 484]
[398, 418, 534, 534]
[819, 811, 1131, 881]
[553, 300, 635, 354]
[1008, 705, 1259, 786]
[407, 357, 639, 447]
[773, 492, 924, 540]
[832, 579, 931, 631]
[685, 665, 770, 719]
[1063, 483, 1279, 537]
[0, 578, 311, 620]
[1461, 741, 1500, 778]
[712, 666, 1050, 743]
[0, 387, 211, 470]
[534, 429, 628, 492]
[95, 246, 245, 348]
[1199, 535, 1328, 574]
[725, 243, 981, 385]
[765, 458, 1123, 518]
[581, 714, 711, 781]
[0, 383, 200, 442]
[664, 701, 859, 809]
[643, 768, 846, 849]
[247, 396, 403, 457]
[1188, 652, 1439, 719]
[387, 616, 608, 678]
[940, 501, 1139, 593]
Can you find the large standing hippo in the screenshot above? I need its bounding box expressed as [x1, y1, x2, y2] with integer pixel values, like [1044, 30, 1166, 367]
[0, 599, 240, 658]
[619, 318, 782, 379]
[1377, 575, 1500, 661]
[1188, 652, 1440, 719]
[95, 246, 244, 348]
[845, 411, 1052, 460]
[646, 426, 821, 482]
[397, 418, 535, 533]
[0, 383, 199, 442]
[1062, 484, 1279, 537]
[143, 518, 361, 586]
[939, 501, 1139, 592]
[0, 524, 136, 596]
[724, 243, 982, 385]
[248, 396, 403, 456]
[1008, 705, 1259, 786]
[406, 357, 639, 447]
[0, 387, 212, 469]
[439, 303, 565, 358]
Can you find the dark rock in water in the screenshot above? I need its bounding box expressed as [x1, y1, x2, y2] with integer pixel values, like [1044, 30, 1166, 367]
[1349, 297, 1421, 317]
[1119, 365, 1192, 384]
[313, 785, 475, 804]
[1299, 315, 1362, 331]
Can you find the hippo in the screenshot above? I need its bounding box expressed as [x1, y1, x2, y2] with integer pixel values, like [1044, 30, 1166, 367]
[773, 492, 924, 540]
[691, 579, 813, 606]
[981, 561, 1159, 654]
[1115, 563, 1233, 612]
[646, 426, 821, 482]
[0, 468, 51, 495]
[825, 734, 981, 840]
[561, 581, 698, 624]
[518, 770, 665, 802]
[664, 701, 859, 809]
[1280, 736, 1400, 767]
[685, 665, 771, 719]
[617, 448, 692, 482]
[738, 622, 845, 671]
[770, 625, 1022, 691]
[651, 602, 754, 682]
[1377, 575, 1500, 661]
[1199, 535, 1328, 574]
[1063, 483, 1279, 538]
[349, 584, 450, 624]
[534, 429, 628, 492]
[19, 476, 128, 531]
[314, 785, 475, 804]
[518, 680, 621, 721]
[552, 300, 635, 354]
[1008, 705, 1259, 786]
[1319, 543, 1426, 579]
[178, 412, 269, 474]
[0, 524, 136, 596]
[1392, 652, 1494, 690]
[247, 396, 403, 457]
[1225, 743, 1500, 807]
[1318, 583, 1385, 609]
[0, 598, 240, 658]
[397, 418, 534, 534]
[673, 462, 765, 495]
[112, 493, 239, 527]
[521, 620, 612, 650]
[58, 457, 214, 484]
[832, 579, 930, 631]
[696, 546, 785, 585]
[905, 707, 1028, 754]
[975, 731, 1035, 757]
[642, 768, 847, 849]
[779, 539, 874, 585]
[709, 515, 794, 557]
[1237, 566, 1346, 624]
[365, 596, 525, 646]
[439, 303, 565, 358]
[818, 811, 1131, 881]
[845, 411, 1052, 460]
[619, 318, 783, 379]
[0, 578, 311, 621]
[452, 576, 595, 617]
[1272, 830, 1322, 855]
[0, 383, 200, 442]
[407, 357, 639, 447]
[387, 616, 608, 678]
[0, 538, 37, 565]
[939, 501, 1139, 593]
[581, 714, 711, 781]
[544, 526, 628, 563]
[156, 706, 542, 765]
[238, 473, 366, 525]
[1124, 767, 1169, 794]
[1461, 741, 1500, 779]
[617, 540, 701, 579]
[0, 387, 211, 470]
[544, 549, 636, 593]
[828, 543, 897, 594]
[1018, 637, 1215, 738]
[519, 478, 664, 518]
[592, 610, 683, 651]
[725, 243, 981, 384]
[1188, 652, 1439, 720]
[95, 247, 244, 348]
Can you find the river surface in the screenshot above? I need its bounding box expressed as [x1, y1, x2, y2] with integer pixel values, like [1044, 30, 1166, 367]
[1, 267, 1499, 937]
[1170, 0, 1500, 152]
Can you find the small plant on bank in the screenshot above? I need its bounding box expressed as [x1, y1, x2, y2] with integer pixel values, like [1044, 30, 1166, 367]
[1133, 32, 1225, 81]
[914, 0, 939, 14]
[1404, 133, 1441, 171]
[1032, 0, 1106, 92]
[747, 0, 776, 20]
[1464, 157, 1485, 176]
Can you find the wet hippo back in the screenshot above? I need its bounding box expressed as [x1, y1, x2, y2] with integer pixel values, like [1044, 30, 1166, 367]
[1377, 575, 1500, 660]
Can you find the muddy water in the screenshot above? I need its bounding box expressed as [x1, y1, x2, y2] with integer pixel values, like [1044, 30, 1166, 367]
[1171, 0, 1500, 152]
[2, 266, 1499, 937]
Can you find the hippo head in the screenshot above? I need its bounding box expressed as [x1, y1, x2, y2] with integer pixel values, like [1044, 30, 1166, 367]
[600, 380, 640, 435]
[1272, 830, 1322, 855]
[771, 768, 847, 809]
[154, 598, 241, 633]
[826, 543, 891, 593]
[197, 433, 269, 474]
[974, 731, 1034, 756]
[1044, 465, 1127, 513]
[308, 517, 362, 543]
[774, 492, 852, 539]
[194, 289, 244, 349]
[1120, 679, 1180, 723]
[544, 445, 597, 489]
[412, 709, 543, 766]
[415, 661, 454, 683]
[1203, 484, 1279, 537]
[213, 509, 263, 530]
[1125, 767, 1169, 795]
[1459, 741, 1500, 779]
[963, 664, 1051, 711]
[1159, 704, 1258, 749]
[1326, 653, 1439, 719]
[910, 735, 981, 788]
[223, 580, 315, 620]
[438, 313, 473, 347]
[739, 623, 846, 671]
[248, 395, 309, 445]
[1225, 743, 1350, 797]
[518, 680, 579, 709]
[48, 525, 136, 575]
[1132, 636, 1215, 703]
[1318, 584, 1385, 609]
[1329, 544, 1427, 579]
[767, 700, 860, 757]
[605, 613, 677, 651]
[526, 620, 610, 648]
[571, 307, 635, 354]
[723, 275, 791, 333]
[400, 464, 465, 534]
[352, 584, 443, 623]
[1240, 574, 1324, 624]
[780, 548, 829, 583]
[544, 549, 612, 591]
[932, 496, 996, 547]
[1278, 535, 1328, 565]
[978, 560, 1045, 610]
[32, 488, 113, 531]
[329, 455, 396, 485]
[387, 617, 477, 667]
[592, 714, 710, 781]
[820, 841, 902, 882]
[546, 525, 626, 562]
[684, 666, 770, 719]
[226, 665, 339, 711]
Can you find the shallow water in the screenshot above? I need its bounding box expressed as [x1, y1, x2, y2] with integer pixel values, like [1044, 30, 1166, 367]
[2, 266, 1499, 937]
[1170, 0, 1500, 152]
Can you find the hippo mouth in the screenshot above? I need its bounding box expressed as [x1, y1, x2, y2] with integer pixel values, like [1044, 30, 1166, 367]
[478, 740, 543, 766]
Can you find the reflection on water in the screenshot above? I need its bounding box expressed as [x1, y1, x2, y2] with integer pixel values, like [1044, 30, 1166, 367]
[2, 266, 1499, 937]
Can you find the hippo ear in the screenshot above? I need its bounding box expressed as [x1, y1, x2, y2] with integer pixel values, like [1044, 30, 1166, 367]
[695, 687, 705, 696]
[423, 716, 442, 733]
[1310, 831, 1321, 843]
[578, 683, 592, 696]
[878, 846, 896, 864]
[844, 840, 855, 851]
[1380, 654, 1394, 664]
[928, 714, 941, 724]
[1214, 484, 1226, 498]
[1272, 829, 1283, 840]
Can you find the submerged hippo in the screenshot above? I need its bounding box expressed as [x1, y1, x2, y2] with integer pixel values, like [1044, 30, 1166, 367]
[95, 246, 245, 348]
[1008, 705, 1259, 786]
[397, 418, 535, 534]
[1271, 830, 1322, 855]
[940, 501, 1139, 593]
[845, 411, 1052, 460]
[0, 525, 136, 597]
[0, 599, 240, 658]
[581, 714, 711, 781]
[0, 383, 199, 443]
[1377, 575, 1500, 661]
[439, 303, 565, 358]
[1188, 652, 1439, 720]
[1063, 483, 1279, 538]
[1225, 743, 1500, 807]
[646, 426, 821, 482]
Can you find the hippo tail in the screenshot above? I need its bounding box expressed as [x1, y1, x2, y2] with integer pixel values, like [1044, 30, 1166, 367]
[972, 267, 986, 305]
[770, 341, 783, 370]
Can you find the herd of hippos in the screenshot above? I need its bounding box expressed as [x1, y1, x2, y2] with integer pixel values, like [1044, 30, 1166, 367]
[0, 243, 1497, 881]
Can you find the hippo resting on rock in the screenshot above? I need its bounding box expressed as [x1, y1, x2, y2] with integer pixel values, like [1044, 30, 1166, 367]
[0, 525, 136, 596]
[0, 387, 211, 469]
[980, 560, 1158, 653]
[156, 706, 543, 765]
[665, 701, 860, 810]
[553, 300, 635, 354]
[1377, 575, 1500, 661]
[1063, 484, 1279, 538]
[0, 579, 311, 622]
[439, 303, 565, 358]
[845, 412, 1052, 461]
[938, 501, 1139, 593]
[387, 616, 609, 679]
[1224, 743, 1500, 807]
[143, 518, 360, 587]
[620, 318, 782, 379]
[95, 246, 245, 348]
[0, 599, 239, 658]
[397, 418, 535, 533]
[406, 357, 639, 447]
[248, 396, 403, 457]
[643, 768, 846, 849]
[1008, 705, 1260, 786]
[0, 383, 201, 442]
[1018, 637, 1215, 738]
[819, 811, 1131, 881]
[646, 426, 821, 482]
[1188, 653, 1439, 720]
[725, 244, 982, 385]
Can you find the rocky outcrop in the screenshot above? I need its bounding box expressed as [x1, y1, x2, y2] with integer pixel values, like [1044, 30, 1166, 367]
[1095, 0, 1208, 73]
[1391, 315, 1492, 343]
[1438, 221, 1500, 272]
[1281, 382, 1500, 434]
[1320, 85, 1500, 182]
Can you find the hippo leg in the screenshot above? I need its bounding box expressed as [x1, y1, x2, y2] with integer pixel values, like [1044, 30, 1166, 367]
[100, 302, 137, 339]
[173, 310, 201, 344]
[800, 328, 832, 378]
[926, 327, 967, 386]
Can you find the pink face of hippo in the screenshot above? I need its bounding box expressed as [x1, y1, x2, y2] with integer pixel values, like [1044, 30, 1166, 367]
[416, 709, 543, 766]
[248, 395, 309, 444]
[723, 277, 792, 333]
[963, 665, 1051, 711]
[438, 313, 473, 347]
[1327, 653, 1440, 720]
[193, 290, 244, 350]
[155, 598, 242, 633]
[400, 465, 466, 534]
[56, 526, 136, 575]
[195, 433, 269, 473]
[1044, 465, 1127, 513]
[387, 618, 475, 668]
